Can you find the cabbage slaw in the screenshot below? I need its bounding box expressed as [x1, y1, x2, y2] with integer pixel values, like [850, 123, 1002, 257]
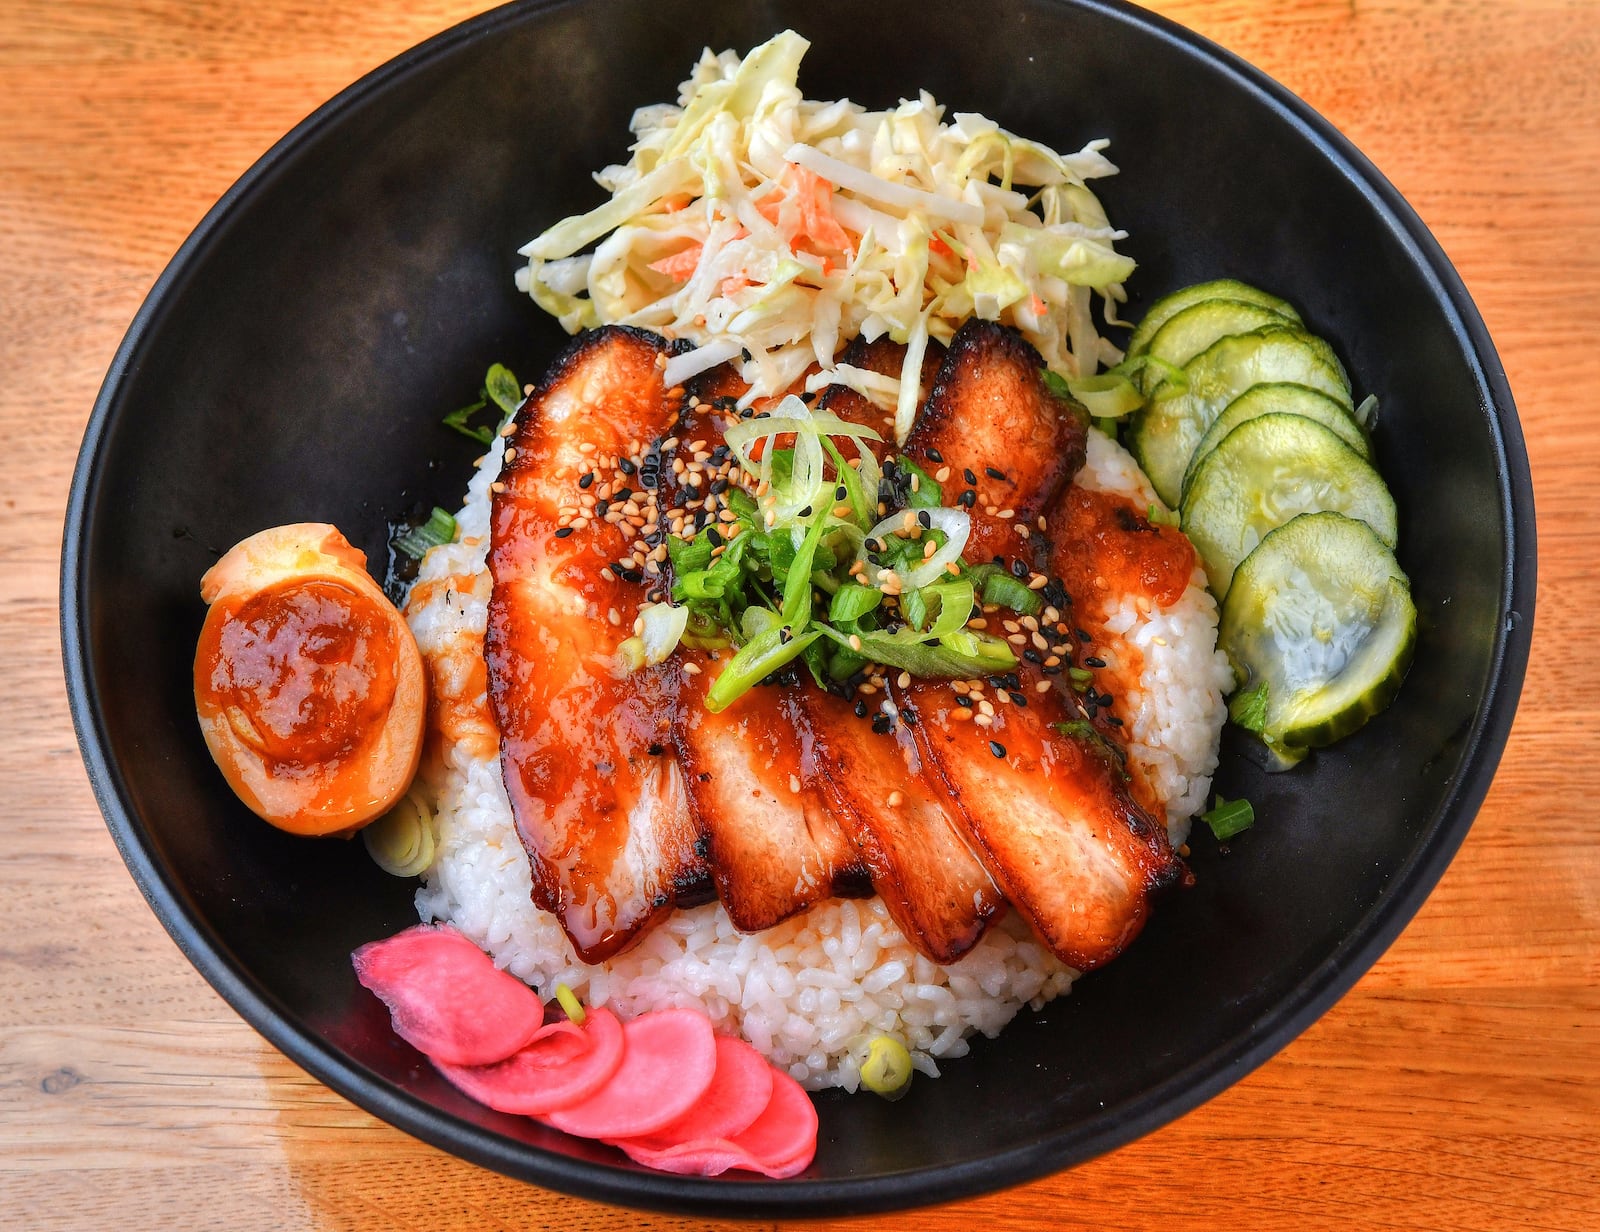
[516, 30, 1135, 443]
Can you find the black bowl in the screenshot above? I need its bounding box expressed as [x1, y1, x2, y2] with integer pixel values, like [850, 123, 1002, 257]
[62, 0, 1534, 1216]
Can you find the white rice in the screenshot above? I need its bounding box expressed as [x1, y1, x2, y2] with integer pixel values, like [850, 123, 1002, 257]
[403, 427, 1226, 1090]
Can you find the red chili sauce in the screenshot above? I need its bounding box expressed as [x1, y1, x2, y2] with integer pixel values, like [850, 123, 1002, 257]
[1051, 488, 1196, 610]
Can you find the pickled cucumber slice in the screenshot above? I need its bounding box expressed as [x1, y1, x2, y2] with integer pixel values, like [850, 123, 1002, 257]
[1220, 512, 1415, 749]
[1126, 279, 1301, 358]
[1141, 299, 1297, 389]
[1128, 326, 1353, 507]
[1180, 413, 1396, 598]
[1181, 382, 1371, 501]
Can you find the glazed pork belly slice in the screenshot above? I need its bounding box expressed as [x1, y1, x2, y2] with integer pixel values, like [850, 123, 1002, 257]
[688, 354, 999, 957]
[675, 663, 872, 931]
[485, 326, 708, 965]
[815, 334, 946, 446]
[897, 320, 1186, 970]
[896, 674, 1184, 969]
[664, 378, 870, 932]
[804, 686, 1002, 963]
[1045, 484, 1203, 823]
[901, 319, 1086, 567]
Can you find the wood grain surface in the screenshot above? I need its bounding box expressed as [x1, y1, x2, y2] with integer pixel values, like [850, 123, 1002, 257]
[4, 1, 1597, 1228]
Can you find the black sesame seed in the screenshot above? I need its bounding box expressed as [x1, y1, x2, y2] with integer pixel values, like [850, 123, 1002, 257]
[958, 489, 977, 508]
[578, 472, 595, 489]
[614, 486, 633, 503]
[1010, 559, 1029, 579]
[871, 713, 893, 734]
[619, 567, 643, 584]
[1104, 714, 1124, 727]
[647, 743, 664, 756]
[956, 695, 974, 708]
[741, 348, 753, 363]
[988, 740, 1006, 758]
[926, 447, 944, 463]
[554, 527, 575, 538]
[739, 407, 755, 419]
[797, 505, 813, 519]
[963, 468, 978, 485]
[709, 477, 729, 496]
[1009, 691, 1027, 706]
[706, 527, 724, 547]
[917, 510, 931, 529]
[619, 457, 636, 475]
[1042, 665, 1064, 676]
[1077, 628, 1093, 642]
[595, 500, 611, 517]
[854, 699, 869, 719]
[1084, 656, 1106, 668]
[836, 485, 848, 501]
[985, 466, 1006, 480]
[1023, 648, 1043, 664]
[798, 390, 816, 403]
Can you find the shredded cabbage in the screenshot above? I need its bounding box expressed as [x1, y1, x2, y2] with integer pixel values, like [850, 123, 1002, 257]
[518, 31, 1134, 439]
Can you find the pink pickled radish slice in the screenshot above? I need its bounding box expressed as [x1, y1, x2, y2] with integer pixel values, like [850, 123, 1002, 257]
[726, 1067, 818, 1174]
[433, 1007, 625, 1116]
[609, 1035, 774, 1150]
[613, 1063, 818, 1178]
[352, 925, 544, 1065]
[542, 1008, 716, 1139]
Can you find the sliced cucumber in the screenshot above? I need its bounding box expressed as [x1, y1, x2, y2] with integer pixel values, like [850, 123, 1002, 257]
[1128, 326, 1353, 507]
[1181, 382, 1370, 500]
[1220, 512, 1415, 749]
[1180, 413, 1396, 598]
[1141, 299, 1296, 388]
[1126, 279, 1301, 358]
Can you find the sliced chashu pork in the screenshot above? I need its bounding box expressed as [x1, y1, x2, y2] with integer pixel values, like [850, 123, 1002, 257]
[485, 327, 708, 964]
[897, 320, 1187, 970]
[804, 687, 1002, 963]
[665, 375, 870, 932]
[804, 335, 1005, 963]
[904, 320, 1086, 567]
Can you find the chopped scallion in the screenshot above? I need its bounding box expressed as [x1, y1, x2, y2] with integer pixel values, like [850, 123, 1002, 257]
[980, 571, 1044, 615]
[829, 582, 883, 624]
[1203, 795, 1255, 841]
[553, 983, 587, 1025]
[394, 507, 457, 560]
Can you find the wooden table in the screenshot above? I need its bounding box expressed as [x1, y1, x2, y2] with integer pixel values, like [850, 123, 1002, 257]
[5, 1, 1596, 1228]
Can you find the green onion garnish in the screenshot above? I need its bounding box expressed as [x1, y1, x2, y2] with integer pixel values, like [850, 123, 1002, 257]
[860, 1035, 913, 1100]
[1147, 503, 1180, 528]
[1230, 680, 1270, 734]
[1203, 795, 1255, 841]
[553, 983, 586, 1025]
[394, 507, 457, 560]
[485, 363, 522, 415]
[979, 570, 1044, 615]
[443, 364, 522, 443]
[829, 582, 883, 624]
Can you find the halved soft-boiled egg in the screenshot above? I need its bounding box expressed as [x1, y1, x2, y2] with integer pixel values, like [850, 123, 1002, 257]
[194, 523, 426, 836]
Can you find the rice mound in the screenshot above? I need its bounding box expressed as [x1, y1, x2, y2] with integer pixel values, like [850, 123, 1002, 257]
[405, 428, 1227, 1091]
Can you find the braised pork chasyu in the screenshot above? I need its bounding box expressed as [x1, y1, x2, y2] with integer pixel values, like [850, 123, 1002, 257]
[484, 321, 1188, 972]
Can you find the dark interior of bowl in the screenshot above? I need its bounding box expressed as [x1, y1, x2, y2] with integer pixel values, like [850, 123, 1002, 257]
[65, 0, 1532, 1216]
